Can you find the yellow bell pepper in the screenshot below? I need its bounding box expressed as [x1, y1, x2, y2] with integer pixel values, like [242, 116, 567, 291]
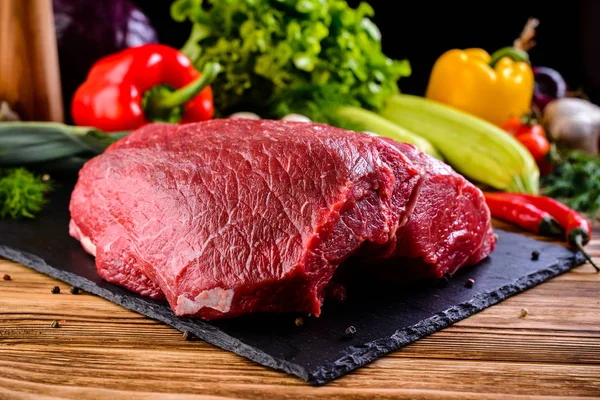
[425, 47, 534, 127]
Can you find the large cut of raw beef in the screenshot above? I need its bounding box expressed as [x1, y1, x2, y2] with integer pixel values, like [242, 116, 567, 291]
[69, 119, 496, 320]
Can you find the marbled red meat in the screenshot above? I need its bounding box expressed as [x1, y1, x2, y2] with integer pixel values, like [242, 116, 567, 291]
[69, 119, 495, 320]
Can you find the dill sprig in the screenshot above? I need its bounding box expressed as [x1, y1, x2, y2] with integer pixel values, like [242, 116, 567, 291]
[0, 168, 53, 219]
[541, 147, 600, 219]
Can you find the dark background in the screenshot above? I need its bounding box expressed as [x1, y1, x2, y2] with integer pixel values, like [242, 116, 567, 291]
[131, 0, 600, 104]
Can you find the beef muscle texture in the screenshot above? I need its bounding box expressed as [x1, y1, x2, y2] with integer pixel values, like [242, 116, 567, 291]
[69, 119, 495, 320]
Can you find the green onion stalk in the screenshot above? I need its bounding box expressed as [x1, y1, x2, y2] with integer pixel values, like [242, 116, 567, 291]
[0, 122, 127, 219]
[0, 122, 127, 172]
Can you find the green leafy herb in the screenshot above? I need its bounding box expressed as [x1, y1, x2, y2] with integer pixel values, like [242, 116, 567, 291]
[0, 168, 53, 219]
[541, 148, 600, 219]
[171, 0, 411, 123]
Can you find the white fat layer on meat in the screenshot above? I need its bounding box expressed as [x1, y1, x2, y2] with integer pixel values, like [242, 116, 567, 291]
[176, 288, 234, 315]
[69, 219, 97, 257]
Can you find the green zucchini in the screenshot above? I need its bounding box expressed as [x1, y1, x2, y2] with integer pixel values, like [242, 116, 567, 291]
[333, 106, 443, 160]
[380, 94, 540, 194]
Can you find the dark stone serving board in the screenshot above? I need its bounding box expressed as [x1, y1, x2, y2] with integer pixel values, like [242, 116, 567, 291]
[0, 178, 585, 386]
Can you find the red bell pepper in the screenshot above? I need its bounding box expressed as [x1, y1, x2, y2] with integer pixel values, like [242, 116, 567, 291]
[71, 44, 220, 132]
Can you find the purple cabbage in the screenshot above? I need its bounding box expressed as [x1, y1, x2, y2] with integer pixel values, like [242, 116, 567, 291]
[53, 0, 159, 122]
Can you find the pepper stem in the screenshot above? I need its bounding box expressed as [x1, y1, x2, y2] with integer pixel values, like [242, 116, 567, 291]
[159, 62, 221, 109]
[574, 234, 600, 273]
[489, 18, 538, 69]
[489, 47, 530, 69]
[143, 62, 221, 123]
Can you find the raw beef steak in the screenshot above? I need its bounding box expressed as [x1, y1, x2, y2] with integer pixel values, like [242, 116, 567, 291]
[69, 119, 495, 320]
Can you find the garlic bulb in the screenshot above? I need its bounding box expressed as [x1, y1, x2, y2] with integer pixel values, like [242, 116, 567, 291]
[281, 113, 312, 122]
[229, 112, 261, 120]
[543, 97, 600, 155]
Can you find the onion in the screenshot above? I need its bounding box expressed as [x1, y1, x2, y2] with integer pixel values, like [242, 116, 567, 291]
[532, 67, 568, 112]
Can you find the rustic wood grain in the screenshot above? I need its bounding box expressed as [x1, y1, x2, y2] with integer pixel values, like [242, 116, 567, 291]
[0, 221, 599, 399]
[0, 0, 63, 122]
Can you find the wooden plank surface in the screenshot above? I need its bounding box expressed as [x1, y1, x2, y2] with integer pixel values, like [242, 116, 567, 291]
[1, 221, 599, 399]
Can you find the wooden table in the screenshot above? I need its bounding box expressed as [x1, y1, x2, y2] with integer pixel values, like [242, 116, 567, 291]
[1, 221, 599, 399]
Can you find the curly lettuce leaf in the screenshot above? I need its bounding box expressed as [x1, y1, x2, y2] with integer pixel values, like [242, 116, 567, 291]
[171, 0, 411, 122]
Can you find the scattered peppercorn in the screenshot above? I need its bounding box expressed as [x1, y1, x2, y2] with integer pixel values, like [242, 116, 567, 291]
[50, 320, 60, 328]
[182, 331, 195, 341]
[51, 286, 60, 294]
[345, 325, 357, 338]
[295, 317, 304, 327]
[531, 250, 540, 260]
[520, 308, 529, 318]
[465, 278, 475, 288]
[69, 286, 80, 295]
[2, 274, 10, 281]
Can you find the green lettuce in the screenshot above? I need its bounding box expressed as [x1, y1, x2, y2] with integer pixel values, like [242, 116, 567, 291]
[171, 0, 411, 122]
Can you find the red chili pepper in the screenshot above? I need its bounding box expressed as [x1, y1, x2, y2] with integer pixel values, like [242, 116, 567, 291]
[492, 193, 599, 272]
[71, 44, 221, 132]
[483, 192, 564, 237]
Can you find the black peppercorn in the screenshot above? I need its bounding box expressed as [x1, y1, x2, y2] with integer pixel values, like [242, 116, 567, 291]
[3, 274, 11, 281]
[295, 317, 304, 327]
[70, 286, 80, 294]
[51, 286, 60, 294]
[531, 250, 540, 260]
[465, 278, 475, 288]
[345, 325, 357, 338]
[50, 320, 60, 328]
[182, 331, 195, 341]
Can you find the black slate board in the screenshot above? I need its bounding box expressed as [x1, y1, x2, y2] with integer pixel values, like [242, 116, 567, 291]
[0, 178, 585, 386]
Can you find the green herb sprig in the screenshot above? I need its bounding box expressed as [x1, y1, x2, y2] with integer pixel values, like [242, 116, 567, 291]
[0, 122, 126, 220]
[0, 168, 53, 219]
[541, 147, 600, 219]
